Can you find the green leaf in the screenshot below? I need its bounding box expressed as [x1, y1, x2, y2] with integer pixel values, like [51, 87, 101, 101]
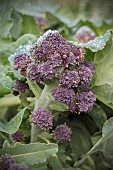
[10, 12, 23, 39]
[0, 37, 12, 51]
[49, 155, 63, 170]
[8, 33, 37, 53]
[0, 65, 14, 97]
[70, 30, 112, 52]
[0, 76, 13, 97]
[47, 0, 113, 29]
[93, 34, 113, 109]
[80, 117, 113, 167]
[0, 34, 37, 59]
[0, 140, 58, 165]
[12, 0, 59, 17]
[29, 164, 47, 170]
[102, 117, 113, 138]
[0, 108, 26, 134]
[69, 120, 92, 161]
[22, 15, 39, 37]
[49, 101, 68, 112]
[0, 0, 13, 38]
[27, 79, 42, 99]
[91, 134, 102, 146]
[87, 104, 107, 130]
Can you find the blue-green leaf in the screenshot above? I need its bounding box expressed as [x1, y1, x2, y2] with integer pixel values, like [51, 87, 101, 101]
[0, 140, 58, 165]
[70, 30, 112, 52]
[0, 108, 26, 134]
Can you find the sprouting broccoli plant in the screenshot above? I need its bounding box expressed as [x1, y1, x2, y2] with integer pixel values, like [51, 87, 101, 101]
[12, 29, 96, 134]
[0, 29, 96, 169]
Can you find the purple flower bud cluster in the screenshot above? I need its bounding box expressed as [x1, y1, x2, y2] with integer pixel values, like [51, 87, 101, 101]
[0, 154, 28, 170]
[76, 88, 96, 113]
[10, 163, 28, 170]
[12, 30, 96, 113]
[84, 61, 95, 73]
[54, 124, 72, 142]
[38, 63, 58, 80]
[31, 108, 53, 129]
[13, 53, 31, 76]
[0, 154, 16, 170]
[27, 64, 42, 82]
[52, 58, 95, 113]
[74, 26, 96, 43]
[76, 63, 94, 86]
[59, 70, 80, 88]
[28, 62, 59, 83]
[14, 80, 28, 93]
[52, 87, 75, 105]
[11, 130, 24, 142]
[69, 103, 77, 112]
[27, 30, 85, 83]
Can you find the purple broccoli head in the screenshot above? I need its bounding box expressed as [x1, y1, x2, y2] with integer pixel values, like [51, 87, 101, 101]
[0, 154, 16, 170]
[31, 108, 53, 129]
[13, 53, 31, 76]
[59, 70, 80, 88]
[76, 88, 96, 113]
[54, 124, 72, 142]
[14, 80, 28, 93]
[52, 87, 75, 105]
[11, 130, 24, 142]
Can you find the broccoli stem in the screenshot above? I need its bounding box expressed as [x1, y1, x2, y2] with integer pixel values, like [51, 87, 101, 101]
[30, 84, 53, 143]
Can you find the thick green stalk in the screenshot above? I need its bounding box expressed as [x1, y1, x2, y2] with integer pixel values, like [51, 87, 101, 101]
[30, 84, 53, 143]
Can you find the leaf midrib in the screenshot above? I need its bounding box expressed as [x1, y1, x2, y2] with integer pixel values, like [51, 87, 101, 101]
[1, 147, 58, 157]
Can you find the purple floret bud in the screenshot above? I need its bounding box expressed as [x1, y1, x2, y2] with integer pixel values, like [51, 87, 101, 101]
[0, 154, 16, 170]
[14, 80, 28, 93]
[47, 53, 63, 67]
[13, 53, 31, 73]
[39, 63, 59, 80]
[69, 103, 77, 112]
[27, 63, 58, 83]
[59, 70, 80, 88]
[74, 26, 96, 43]
[54, 124, 72, 142]
[84, 61, 95, 74]
[11, 130, 24, 142]
[31, 108, 53, 129]
[52, 87, 75, 105]
[27, 63, 43, 83]
[76, 88, 96, 113]
[64, 48, 85, 67]
[10, 163, 28, 170]
[30, 30, 62, 62]
[77, 64, 93, 86]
